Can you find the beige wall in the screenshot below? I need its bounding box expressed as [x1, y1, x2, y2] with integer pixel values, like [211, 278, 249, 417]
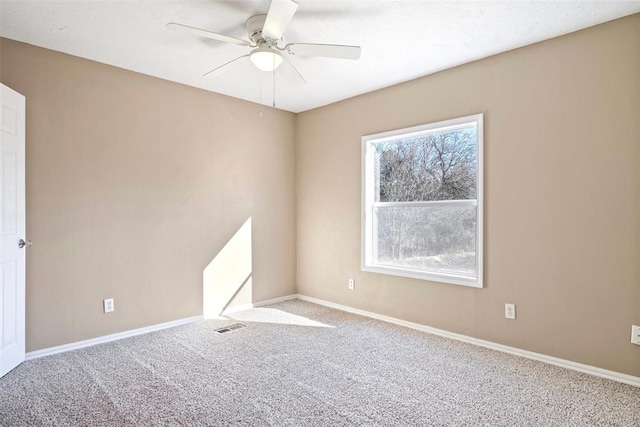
[296, 14, 640, 376]
[0, 38, 297, 352]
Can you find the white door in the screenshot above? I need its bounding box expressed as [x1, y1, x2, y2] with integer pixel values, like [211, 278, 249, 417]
[0, 83, 26, 378]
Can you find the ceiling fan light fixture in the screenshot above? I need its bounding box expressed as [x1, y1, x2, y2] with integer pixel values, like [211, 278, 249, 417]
[250, 47, 284, 72]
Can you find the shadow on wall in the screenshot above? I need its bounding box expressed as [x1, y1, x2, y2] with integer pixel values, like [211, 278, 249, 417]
[202, 218, 253, 319]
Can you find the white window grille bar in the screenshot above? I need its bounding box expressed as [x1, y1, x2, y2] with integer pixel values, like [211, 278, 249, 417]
[373, 199, 477, 208]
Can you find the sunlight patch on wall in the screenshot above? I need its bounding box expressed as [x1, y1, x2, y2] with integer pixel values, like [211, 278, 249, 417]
[203, 218, 252, 319]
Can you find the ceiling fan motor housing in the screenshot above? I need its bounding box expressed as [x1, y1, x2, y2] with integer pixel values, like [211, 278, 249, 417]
[246, 15, 274, 46]
[245, 14, 283, 71]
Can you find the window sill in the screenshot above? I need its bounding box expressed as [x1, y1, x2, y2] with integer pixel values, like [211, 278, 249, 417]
[361, 264, 483, 288]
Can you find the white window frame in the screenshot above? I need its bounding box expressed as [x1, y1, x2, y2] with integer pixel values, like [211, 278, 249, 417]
[361, 114, 484, 288]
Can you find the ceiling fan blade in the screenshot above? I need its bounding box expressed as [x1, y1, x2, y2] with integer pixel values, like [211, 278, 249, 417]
[203, 55, 251, 79]
[281, 57, 307, 84]
[166, 22, 250, 46]
[286, 43, 361, 60]
[262, 0, 299, 40]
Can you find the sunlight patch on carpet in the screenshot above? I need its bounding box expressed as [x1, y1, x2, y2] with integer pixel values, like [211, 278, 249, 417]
[225, 308, 334, 328]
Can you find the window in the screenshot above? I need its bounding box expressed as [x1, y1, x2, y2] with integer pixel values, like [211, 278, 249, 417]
[362, 114, 483, 287]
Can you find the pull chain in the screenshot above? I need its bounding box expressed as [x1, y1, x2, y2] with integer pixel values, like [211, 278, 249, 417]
[259, 81, 263, 118]
[272, 52, 276, 108]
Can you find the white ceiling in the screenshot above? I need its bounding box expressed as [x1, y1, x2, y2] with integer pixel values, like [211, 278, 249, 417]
[1, 1, 639, 113]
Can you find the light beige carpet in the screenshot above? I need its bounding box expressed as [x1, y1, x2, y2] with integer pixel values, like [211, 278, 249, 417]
[1, 299, 638, 426]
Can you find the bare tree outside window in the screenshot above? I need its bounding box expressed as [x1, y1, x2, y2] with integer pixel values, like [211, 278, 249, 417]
[363, 115, 483, 287]
[375, 129, 477, 203]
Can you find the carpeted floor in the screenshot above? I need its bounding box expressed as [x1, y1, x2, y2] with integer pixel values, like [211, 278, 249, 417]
[1, 299, 639, 426]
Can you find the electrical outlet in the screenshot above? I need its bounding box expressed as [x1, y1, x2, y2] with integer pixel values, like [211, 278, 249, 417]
[505, 303, 516, 320]
[348, 279, 355, 291]
[103, 298, 114, 314]
[631, 325, 640, 345]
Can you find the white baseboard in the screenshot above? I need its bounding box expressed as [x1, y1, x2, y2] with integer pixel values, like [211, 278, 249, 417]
[25, 315, 203, 361]
[295, 294, 640, 388]
[26, 294, 299, 360]
[254, 294, 299, 307]
[221, 294, 298, 315]
[25, 293, 639, 388]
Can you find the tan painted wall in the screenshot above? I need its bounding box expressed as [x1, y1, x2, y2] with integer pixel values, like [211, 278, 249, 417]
[0, 39, 297, 352]
[296, 15, 640, 376]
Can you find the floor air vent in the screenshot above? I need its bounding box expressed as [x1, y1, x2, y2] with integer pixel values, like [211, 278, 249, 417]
[214, 323, 246, 334]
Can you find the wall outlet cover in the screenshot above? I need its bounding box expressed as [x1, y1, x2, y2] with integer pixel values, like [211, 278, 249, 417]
[631, 325, 640, 345]
[104, 298, 114, 313]
[505, 303, 516, 320]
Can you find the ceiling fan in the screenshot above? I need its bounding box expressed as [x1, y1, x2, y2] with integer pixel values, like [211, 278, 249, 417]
[166, 0, 361, 82]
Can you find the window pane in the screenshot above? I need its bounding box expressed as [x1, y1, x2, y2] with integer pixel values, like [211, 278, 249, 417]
[374, 127, 477, 202]
[374, 204, 477, 277]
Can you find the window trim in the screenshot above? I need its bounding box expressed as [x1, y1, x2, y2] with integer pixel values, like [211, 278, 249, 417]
[361, 114, 484, 288]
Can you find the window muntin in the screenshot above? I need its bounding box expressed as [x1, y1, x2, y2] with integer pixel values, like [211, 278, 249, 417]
[362, 115, 483, 287]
